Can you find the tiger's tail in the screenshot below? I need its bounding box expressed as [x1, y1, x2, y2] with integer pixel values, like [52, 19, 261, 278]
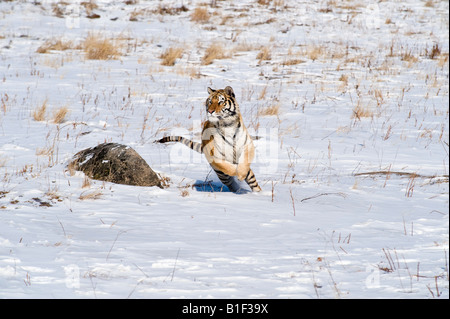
[155, 136, 202, 153]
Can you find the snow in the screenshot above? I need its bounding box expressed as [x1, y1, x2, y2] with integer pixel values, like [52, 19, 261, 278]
[0, 0, 448, 299]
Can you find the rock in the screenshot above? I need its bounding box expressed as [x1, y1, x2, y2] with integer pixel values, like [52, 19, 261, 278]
[69, 143, 162, 188]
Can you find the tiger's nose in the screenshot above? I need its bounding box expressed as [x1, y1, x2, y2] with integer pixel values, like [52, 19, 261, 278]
[208, 108, 214, 114]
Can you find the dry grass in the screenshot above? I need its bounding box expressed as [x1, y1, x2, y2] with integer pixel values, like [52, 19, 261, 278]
[156, 4, 189, 15]
[424, 0, 434, 7]
[258, 104, 280, 116]
[1, 93, 10, 114]
[36, 145, 56, 167]
[190, 7, 210, 23]
[256, 0, 285, 9]
[33, 101, 68, 123]
[129, 9, 148, 21]
[426, 43, 441, 60]
[82, 176, 91, 188]
[81, 0, 99, 14]
[337, 74, 349, 92]
[202, 43, 228, 65]
[373, 89, 385, 107]
[282, 58, 305, 66]
[180, 189, 189, 197]
[175, 65, 201, 78]
[51, 2, 66, 18]
[437, 54, 448, 68]
[0, 156, 7, 168]
[339, 74, 348, 83]
[258, 86, 268, 100]
[33, 100, 48, 122]
[83, 33, 121, 60]
[36, 38, 76, 54]
[79, 189, 102, 200]
[130, 4, 188, 21]
[257, 46, 272, 64]
[40, 55, 67, 69]
[160, 47, 184, 66]
[52, 0, 98, 17]
[52, 106, 69, 124]
[401, 49, 418, 64]
[233, 41, 258, 53]
[351, 104, 373, 120]
[36, 33, 131, 62]
[36, 146, 53, 157]
[306, 44, 326, 61]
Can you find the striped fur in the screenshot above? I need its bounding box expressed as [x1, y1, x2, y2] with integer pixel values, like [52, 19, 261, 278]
[157, 136, 202, 153]
[156, 86, 261, 193]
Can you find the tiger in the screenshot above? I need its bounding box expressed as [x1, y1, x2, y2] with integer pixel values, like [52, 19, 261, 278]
[156, 86, 261, 193]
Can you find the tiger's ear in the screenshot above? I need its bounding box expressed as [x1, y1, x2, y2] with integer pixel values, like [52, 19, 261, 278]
[224, 86, 235, 98]
[207, 87, 215, 95]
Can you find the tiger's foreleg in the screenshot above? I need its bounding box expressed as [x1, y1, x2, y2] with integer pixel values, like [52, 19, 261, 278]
[244, 169, 261, 192]
[213, 168, 241, 193]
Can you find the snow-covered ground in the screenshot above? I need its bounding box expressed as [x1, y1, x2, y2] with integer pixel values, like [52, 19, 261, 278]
[0, 0, 448, 299]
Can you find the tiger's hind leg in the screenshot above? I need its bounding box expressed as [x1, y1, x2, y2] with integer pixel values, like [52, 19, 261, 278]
[213, 169, 241, 193]
[244, 169, 261, 192]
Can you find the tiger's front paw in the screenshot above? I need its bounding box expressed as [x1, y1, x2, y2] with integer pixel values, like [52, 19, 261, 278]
[252, 185, 262, 192]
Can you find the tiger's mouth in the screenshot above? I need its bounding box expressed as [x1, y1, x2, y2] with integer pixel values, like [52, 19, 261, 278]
[207, 112, 222, 121]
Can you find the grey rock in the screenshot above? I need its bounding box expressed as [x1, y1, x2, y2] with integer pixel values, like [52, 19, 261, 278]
[69, 143, 162, 188]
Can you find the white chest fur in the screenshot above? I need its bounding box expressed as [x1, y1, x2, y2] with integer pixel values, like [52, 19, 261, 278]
[213, 125, 250, 164]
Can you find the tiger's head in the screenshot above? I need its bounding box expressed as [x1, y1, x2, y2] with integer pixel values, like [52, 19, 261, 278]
[205, 86, 238, 122]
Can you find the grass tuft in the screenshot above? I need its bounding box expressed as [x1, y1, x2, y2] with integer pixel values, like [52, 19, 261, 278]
[427, 43, 441, 60]
[83, 33, 121, 60]
[33, 100, 48, 122]
[257, 46, 272, 64]
[53, 107, 69, 124]
[351, 104, 373, 120]
[36, 38, 75, 54]
[79, 189, 102, 200]
[160, 47, 184, 66]
[258, 104, 280, 116]
[202, 43, 228, 65]
[190, 7, 210, 23]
